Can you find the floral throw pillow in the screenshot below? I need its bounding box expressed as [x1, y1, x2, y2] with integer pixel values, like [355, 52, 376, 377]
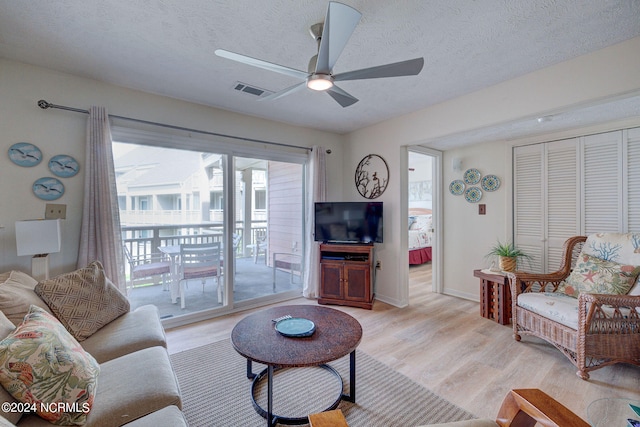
[558, 253, 640, 298]
[0, 305, 99, 425]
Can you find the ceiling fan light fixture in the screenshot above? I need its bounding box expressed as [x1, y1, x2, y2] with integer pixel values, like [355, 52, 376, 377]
[216, 3, 421, 107]
[307, 74, 334, 91]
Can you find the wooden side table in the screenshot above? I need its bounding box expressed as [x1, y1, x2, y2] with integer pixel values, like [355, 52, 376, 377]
[474, 269, 511, 325]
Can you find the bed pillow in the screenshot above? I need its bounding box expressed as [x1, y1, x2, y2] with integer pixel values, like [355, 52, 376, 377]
[0, 305, 99, 425]
[35, 261, 130, 342]
[557, 253, 640, 298]
[0, 271, 53, 326]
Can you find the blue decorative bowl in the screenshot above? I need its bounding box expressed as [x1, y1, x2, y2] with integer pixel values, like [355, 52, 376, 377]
[275, 317, 316, 337]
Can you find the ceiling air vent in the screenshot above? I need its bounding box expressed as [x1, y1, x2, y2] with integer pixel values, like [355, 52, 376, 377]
[232, 82, 272, 98]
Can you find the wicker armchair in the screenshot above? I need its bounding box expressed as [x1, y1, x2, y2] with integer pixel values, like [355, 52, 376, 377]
[508, 234, 640, 380]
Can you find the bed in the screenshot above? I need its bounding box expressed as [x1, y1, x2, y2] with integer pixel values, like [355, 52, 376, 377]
[408, 208, 433, 265]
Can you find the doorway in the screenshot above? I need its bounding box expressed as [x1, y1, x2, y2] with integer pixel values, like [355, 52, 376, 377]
[407, 147, 441, 295]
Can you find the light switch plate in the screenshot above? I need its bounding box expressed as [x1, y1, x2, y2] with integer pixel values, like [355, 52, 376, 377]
[45, 203, 67, 219]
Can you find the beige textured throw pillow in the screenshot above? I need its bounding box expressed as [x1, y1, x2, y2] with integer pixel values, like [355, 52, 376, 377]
[0, 270, 53, 326]
[35, 261, 130, 341]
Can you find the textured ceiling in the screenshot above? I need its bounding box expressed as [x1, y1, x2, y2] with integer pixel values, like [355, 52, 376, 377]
[427, 94, 640, 150]
[1, 0, 639, 147]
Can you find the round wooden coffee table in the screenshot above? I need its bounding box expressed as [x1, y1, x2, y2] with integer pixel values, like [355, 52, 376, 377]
[231, 305, 362, 426]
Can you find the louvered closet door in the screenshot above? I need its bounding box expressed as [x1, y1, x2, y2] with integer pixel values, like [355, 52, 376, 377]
[627, 128, 640, 231]
[546, 139, 579, 272]
[514, 139, 579, 273]
[583, 131, 623, 233]
[513, 144, 544, 272]
[514, 128, 640, 273]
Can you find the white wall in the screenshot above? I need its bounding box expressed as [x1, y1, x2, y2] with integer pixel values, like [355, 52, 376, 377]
[0, 59, 345, 276]
[441, 142, 509, 300]
[346, 36, 640, 305]
[3, 35, 640, 304]
[408, 152, 433, 182]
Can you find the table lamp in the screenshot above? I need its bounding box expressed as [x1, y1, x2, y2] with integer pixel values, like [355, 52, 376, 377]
[15, 219, 61, 280]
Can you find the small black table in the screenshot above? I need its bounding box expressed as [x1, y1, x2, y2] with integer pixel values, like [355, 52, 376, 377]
[231, 305, 362, 426]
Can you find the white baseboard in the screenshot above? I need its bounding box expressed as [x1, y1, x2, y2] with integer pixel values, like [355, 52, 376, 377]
[442, 288, 478, 302]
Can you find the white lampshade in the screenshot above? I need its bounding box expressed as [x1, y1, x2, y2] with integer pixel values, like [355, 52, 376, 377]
[15, 219, 61, 256]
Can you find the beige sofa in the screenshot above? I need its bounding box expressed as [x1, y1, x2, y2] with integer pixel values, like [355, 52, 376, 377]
[0, 267, 187, 427]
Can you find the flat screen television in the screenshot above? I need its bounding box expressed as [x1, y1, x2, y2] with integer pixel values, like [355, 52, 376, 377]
[314, 202, 383, 243]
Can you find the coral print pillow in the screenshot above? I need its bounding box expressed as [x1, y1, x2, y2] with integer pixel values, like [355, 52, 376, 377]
[582, 233, 640, 265]
[558, 253, 640, 298]
[0, 305, 99, 425]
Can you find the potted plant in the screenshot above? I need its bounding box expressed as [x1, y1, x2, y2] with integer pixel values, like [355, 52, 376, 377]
[485, 241, 531, 272]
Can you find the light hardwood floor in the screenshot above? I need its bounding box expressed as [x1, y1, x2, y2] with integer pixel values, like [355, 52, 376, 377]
[165, 263, 640, 422]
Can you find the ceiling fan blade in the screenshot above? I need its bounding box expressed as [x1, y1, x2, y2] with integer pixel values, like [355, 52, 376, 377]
[215, 49, 309, 80]
[333, 57, 424, 81]
[326, 84, 359, 107]
[258, 82, 306, 101]
[315, 2, 362, 75]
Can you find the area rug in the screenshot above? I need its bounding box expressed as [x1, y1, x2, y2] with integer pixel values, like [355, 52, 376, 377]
[170, 339, 475, 427]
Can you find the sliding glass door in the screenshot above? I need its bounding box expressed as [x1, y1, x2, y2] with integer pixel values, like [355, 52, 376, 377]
[112, 137, 306, 324]
[233, 157, 304, 305]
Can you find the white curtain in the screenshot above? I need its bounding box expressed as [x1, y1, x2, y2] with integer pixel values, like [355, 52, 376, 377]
[77, 107, 126, 292]
[303, 146, 327, 298]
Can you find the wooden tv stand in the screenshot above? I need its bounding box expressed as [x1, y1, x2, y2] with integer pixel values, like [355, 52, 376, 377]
[318, 243, 375, 310]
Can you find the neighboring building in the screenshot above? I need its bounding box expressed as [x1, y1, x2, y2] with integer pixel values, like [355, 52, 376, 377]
[113, 143, 301, 261]
[113, 143, 266, 227]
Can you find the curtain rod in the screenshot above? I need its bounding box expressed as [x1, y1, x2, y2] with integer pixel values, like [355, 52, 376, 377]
[37, 100, 331, 153]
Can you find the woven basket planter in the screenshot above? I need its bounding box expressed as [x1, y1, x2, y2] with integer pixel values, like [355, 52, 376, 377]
[499, 256, 517, 272]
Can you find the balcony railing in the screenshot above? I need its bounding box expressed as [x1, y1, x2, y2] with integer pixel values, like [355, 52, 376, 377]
[120, 210, 267, 225]
[120, 210, 203, 225]
[122, 221, 267, 286]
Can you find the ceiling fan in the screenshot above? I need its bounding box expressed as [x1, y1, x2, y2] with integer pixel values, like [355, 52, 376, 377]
[215, 2, 424, 107]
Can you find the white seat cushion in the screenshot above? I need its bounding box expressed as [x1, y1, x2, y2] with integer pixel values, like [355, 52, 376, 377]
[517, 293, 579, 330]
[518, 291, 640, 330]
